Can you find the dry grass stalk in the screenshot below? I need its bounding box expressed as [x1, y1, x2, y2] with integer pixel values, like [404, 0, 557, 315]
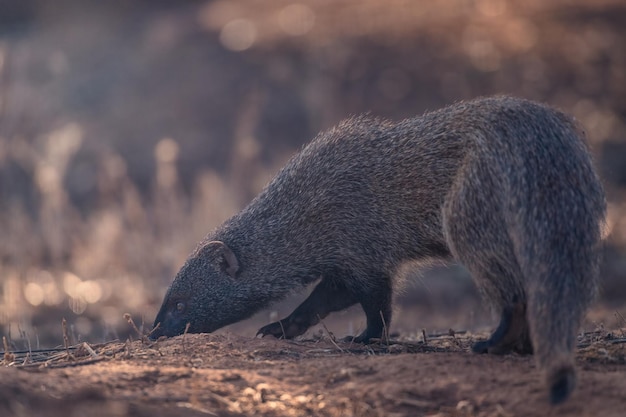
[82, 342, 98, 359]
[317, 314, 345, 354]
[615, 311, 626, 338]
[147, 322, 161, 339]
[2, 336, 15, 364]
[124, 313, 144, 339]
[62, 318, 75, 361]
[379, 310, 390, 346]
[182, 322, 191, 353]
[124, 339, 132, 359]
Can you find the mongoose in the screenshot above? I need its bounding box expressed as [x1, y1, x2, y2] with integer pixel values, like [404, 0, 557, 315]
[152, 96, 606, 404]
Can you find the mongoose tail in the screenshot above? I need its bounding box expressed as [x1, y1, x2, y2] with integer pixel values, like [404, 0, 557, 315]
[547, 361, 576, 405]
[524, 234, 601, 405]
[516, 112, 604, 405]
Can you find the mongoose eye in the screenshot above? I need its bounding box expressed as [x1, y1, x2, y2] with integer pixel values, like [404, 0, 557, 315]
[176, 302, 185, 312]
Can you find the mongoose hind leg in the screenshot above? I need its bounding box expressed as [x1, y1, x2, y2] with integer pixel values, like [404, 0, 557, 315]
[257, 278, 359, 339]
[443, 165, 532, 356]
[342, 279, 393, 344]
[472, 302, 533, 355]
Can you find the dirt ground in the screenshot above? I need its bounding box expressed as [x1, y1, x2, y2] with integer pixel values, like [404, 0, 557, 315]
[2, 323, 625, 417]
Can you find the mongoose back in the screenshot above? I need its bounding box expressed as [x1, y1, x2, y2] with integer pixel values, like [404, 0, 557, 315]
[152, 96, 606, 404]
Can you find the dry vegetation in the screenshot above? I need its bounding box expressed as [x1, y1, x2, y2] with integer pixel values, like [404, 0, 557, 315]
[1, 0, 626, 416]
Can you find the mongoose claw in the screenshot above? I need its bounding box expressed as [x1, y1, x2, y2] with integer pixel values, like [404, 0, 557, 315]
[340, 330, 375, 344]
[257, 319, 308, 339]
[340, 335, 362, 343]
[256, 321, 287, 339]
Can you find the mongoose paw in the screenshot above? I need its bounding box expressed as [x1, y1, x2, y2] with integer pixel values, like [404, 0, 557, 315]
[472, 339, 513, 355]
[256, 319, 308, 339]
[471, 338, 533, 355]
[257, 321, 288, 339]
[471, 340, 490, 354]
[473, 303, 533, 355]
[341, 335, 367, 344]
[341, 330, 377, 344]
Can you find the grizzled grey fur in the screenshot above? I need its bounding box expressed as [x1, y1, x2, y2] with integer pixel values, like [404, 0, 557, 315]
[152, 96, 606, 405]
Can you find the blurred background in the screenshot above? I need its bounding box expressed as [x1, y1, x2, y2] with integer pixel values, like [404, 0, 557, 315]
[0, 0, 625, 348]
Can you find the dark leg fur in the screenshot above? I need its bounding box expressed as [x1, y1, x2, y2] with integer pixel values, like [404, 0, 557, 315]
[258, 273, 393, 344]
[257, 278, 358, 339]
[343, 279, 393, 344]
[472, 302, 533, 355]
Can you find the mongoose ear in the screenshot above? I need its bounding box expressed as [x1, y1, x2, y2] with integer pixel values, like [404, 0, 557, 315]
[204, 241, 239, 278]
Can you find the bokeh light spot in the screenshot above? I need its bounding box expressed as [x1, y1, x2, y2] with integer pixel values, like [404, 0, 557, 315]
[278, 4, 315, 36]
[476, 0, 506, 17]
[78, 280, 103, 304]
[63, 272, 82, 298]
[155, 138, 179, 164]
[24, 283, 45, 306]
[220, 19, 257, 51]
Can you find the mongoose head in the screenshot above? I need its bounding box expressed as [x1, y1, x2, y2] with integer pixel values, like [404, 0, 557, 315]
[150, 240, 243, 339]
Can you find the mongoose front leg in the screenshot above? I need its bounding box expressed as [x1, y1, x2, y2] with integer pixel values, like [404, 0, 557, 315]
[472, 302, 533, 355]
[257, 278, 359, 339]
